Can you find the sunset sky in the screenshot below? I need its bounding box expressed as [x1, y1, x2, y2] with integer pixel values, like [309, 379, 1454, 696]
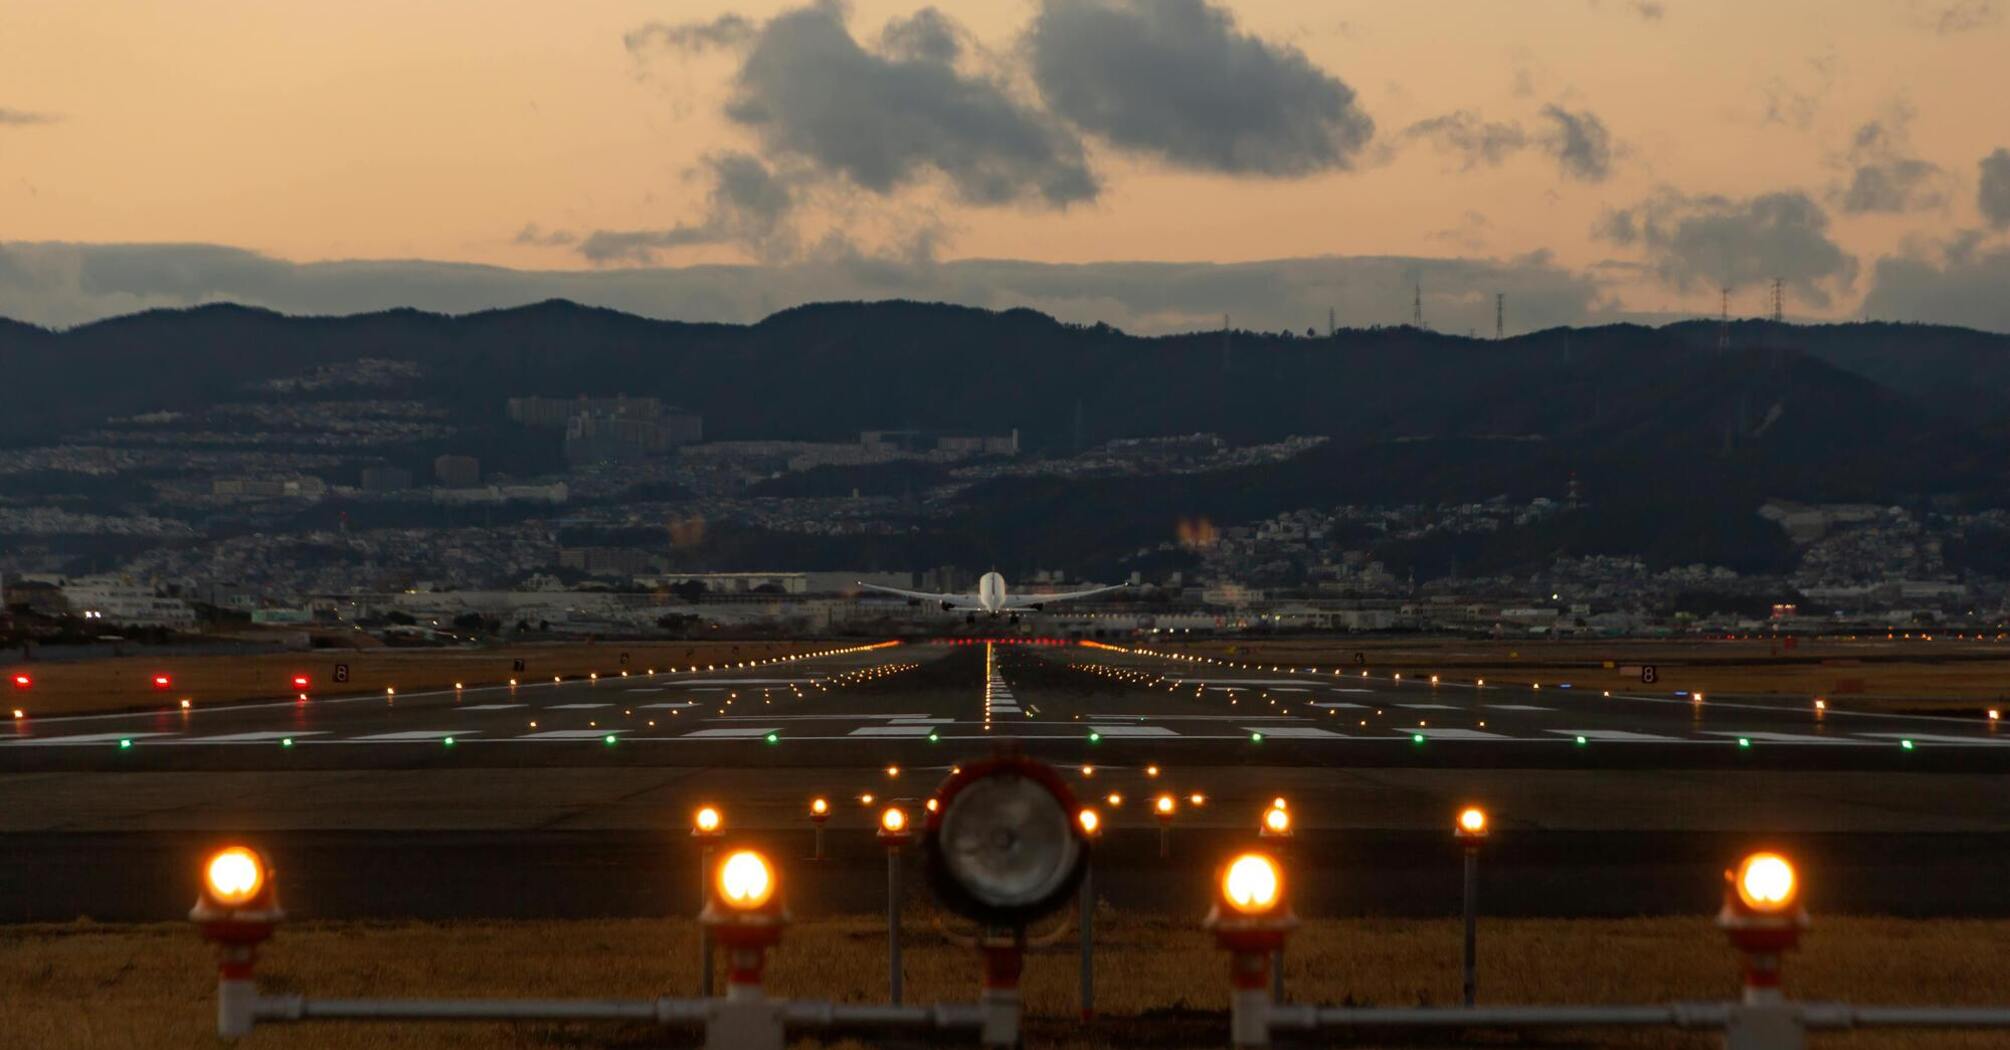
[4, 0, 2008, 332]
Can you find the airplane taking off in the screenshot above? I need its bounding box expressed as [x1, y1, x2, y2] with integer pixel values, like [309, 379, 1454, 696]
[858, 571, 1126, 614]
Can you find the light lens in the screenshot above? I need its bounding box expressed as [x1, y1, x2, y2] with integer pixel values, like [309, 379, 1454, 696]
[1459, 807, 1487, 834]
[1222, 853, 1282, 914]
[204, 847, 265, 906]
[1077, 808, 1100, 835]
[1735, 852, 1798, 912]
[811, 797, 828, 816]
[1263, 807, 1291, 834]
[881, 806, 907, 834]
[937, 774, 1082, 910]
[695, 806, 721, 833]
[716, 850, 775, 909]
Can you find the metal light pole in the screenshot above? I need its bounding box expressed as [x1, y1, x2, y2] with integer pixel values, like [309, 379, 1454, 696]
[808, 797, 829, 861]
[1076, 807, 1101, 1020]
[1455, 806, 1489, 1007]
[692, 806, 724, 998]
[1154, 794, 1176, 860]
[878, 806, 912, 1004]
[1259, 803, 1294, 1003]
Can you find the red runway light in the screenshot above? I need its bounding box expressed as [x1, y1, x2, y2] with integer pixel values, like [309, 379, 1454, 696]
[153, 674, 172, 689]
[291, 675, 310, 689]
[10, 674, 29, 689]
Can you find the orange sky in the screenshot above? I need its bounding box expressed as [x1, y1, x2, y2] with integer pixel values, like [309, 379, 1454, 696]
[2, 0, 2005, 322]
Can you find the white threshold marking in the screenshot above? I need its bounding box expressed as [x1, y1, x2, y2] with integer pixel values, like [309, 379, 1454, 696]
[1397, 703, 1460, 710]
[682, 727, 781, 738]
[518, 729, 627, 740]
[4, 731, 179, 746]
[1551, 729, 1679, 741]
[456, 703, 527, 712]
[1246, 726, 1342, 738]
[167, 731, 328, 744]
[1404, 728, 1506, 740]
[1086, 725, 1177, 737]
[637, 701, 701, 710]
[1856, 732, 2010, 746]
[1699, 731, 1867, 746]
[1311, 701, 1367, 709]
[548, 703, 611, 710]
[848, 726, 936, 737]
[1486, 704, 1553, 712]
[353, 730, 479, 742]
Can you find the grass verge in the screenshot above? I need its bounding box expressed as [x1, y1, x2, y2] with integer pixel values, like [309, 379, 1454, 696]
[5, 914, 2008, 1048]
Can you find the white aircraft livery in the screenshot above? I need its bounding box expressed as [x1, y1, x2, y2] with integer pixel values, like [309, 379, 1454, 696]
[858, 571, 1126, 614]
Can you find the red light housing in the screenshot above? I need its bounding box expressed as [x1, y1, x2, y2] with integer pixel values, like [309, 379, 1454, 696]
[153, 674, 172, 689]
[10, 674, 29, 689]
[291, 675, 310, 689]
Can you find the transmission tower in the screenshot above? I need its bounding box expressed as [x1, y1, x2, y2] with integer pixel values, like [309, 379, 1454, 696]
[1412, 282, 1425, 329]
[1495, 293, 1505, 341]
[1718, 285, 1731, 352]
[1221, 313, 1232, 373]
[1328, 306, 1336, 338]
[1770, 278, 1784, 325]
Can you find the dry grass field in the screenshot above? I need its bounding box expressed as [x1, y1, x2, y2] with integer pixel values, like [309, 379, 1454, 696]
[3, 639, 847, 719]
[4, 913, 2007, 1048]
[1156, 637, 2010, 714]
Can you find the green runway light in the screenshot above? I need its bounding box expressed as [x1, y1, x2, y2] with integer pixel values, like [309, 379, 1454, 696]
[1738, 737, 1752, 749]
[927, 731, 940, 743]
[765, 731, 780, 744]
[1250, 732, 1263, 743]
[118, 738, 132, 749]
[604, 734, 617, 746]
[1574, 735, 1588, 746]
[443, 736, 455, 747]
[281, 737, 294, 748]
[1901, 739, 1916, 750]
[1089, 731, 1102, 743]
[1411, 733, 1425, 744]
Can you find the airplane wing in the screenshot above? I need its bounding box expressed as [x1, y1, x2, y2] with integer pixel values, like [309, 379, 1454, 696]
[855, 582, 980, 609]
[999, 583, 1129, 609]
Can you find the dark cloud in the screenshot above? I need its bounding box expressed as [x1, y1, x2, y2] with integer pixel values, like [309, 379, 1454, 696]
[1401, 112, 1527, 170]
[623, 14, 756, 56]
[1832, 114, 1947, 214]
[715, 3, 1095, 208]
[0, 242, 1615, 336]
[0, 108, 58, 126]
[1863, 237, 2010, 330]
[1026, 0, 1374, 176]
[879, 8, 961, 65]
[1594, 189, 1858, 305]
[1536, 105, 1613, 182]
[1980, 148, 2010, 230]
[1632, 1, 1667, 18]
[577, 152, 799, 265]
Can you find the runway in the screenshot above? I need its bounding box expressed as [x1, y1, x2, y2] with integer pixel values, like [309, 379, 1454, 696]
[4, 641, 2007, 772]
[6, 641, 2009, 921]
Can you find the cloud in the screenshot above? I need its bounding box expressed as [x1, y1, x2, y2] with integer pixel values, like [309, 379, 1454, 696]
[512, 224, 575, 248]
[0, 108, 58, 126]
[1401, 111, 1527, 171]
[1980, 148, 2010, 230]
[1907, 0, 1999, 33]
[1631, 1, 1667, 18]
[576, 152, 800, 265]
[879, 8, 961, 65]
[1863, 237, 2010, 330]
[1831, 111, 1948, 214]
[1026, 0, 1374, 175]
[0, 242, 1615, 336]
[1536, 104, 1614, 182]
[1594, 189, 1858, 305]
[624, 14, 756, 56]
[718, 3, 1096, 207]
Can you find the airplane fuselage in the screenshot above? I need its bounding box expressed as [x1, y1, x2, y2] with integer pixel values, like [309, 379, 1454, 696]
[977, 571, 1007, 614]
